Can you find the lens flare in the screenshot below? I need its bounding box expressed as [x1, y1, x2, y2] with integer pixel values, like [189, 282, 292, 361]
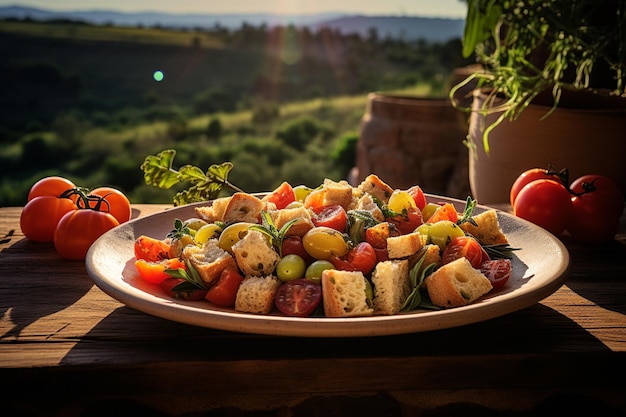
[153, 70, 164, 82]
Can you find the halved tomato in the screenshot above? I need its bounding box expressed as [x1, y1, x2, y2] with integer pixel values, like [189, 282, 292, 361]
[442, 235, 490, 269]
[205, 267, 244, 307]
[274, 279, 322, 317]
[480, 259, 512, 289]
[134, 235, 171, 262]
[311, 204, 348, 232]
[135, 258, 185, 284]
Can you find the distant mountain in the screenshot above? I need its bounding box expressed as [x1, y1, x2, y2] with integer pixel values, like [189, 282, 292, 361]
[0, 5, 464, 41]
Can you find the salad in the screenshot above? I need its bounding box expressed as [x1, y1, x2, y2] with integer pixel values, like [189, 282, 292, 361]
[133, 174, 516, 318]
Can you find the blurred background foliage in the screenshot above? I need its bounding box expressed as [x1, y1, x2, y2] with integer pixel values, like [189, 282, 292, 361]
[0, 18, 472, 205]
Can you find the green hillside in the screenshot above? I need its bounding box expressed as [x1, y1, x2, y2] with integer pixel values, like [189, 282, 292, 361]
[0, 19, 472, 205]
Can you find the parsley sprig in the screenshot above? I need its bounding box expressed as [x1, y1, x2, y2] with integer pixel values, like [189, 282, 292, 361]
[140, 149, 244, 206]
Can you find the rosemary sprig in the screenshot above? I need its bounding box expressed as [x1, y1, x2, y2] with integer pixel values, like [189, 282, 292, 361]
[248, 211, 298, 256]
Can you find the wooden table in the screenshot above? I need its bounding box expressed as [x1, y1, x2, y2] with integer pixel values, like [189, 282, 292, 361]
[2, 204, 625, 416]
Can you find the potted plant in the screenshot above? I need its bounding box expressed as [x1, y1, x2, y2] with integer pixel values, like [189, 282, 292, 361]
[451, 0, 626, 203]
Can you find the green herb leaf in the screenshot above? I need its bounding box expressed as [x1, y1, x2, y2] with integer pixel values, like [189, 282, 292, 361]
[457, 196, 478, 226]
[483, 243, 520, 259]
[401, 256, 438, 312]
[140, 149, 245, 205]
[248, 211, 297, 256]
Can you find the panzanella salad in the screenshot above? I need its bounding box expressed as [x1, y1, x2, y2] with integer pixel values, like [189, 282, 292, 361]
[134, 172, 518, 318]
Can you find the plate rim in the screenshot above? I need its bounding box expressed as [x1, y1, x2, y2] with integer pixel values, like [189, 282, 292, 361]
[86, 194, 571, 338]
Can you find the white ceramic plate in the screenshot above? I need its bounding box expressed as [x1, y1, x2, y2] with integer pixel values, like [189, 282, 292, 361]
[86, 195, 570, 337]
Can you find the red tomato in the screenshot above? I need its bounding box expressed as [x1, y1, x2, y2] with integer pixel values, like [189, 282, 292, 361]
[513, 179, 572, 235]
[135, 258, 186, 284]
[160, 277, 207, 301]
[134, 235, 172, 262]
[426, 203, 458, 224]
[406, 185, 427, 210]
[344, 242, 377, 275]
[27, 176, 76, 201]
[569, 175, 624, 220]
[281, 235, 314, 264]
[480, 259, 512, 289]
[89, 186, 132, 224]
[388, 208, 424, 235]
[311, 204, 348, 232]
[205, 267, 244, 307]
[20, 196, 77, 242]
[510, 168, 561, 207]
[365, 222, 390, 249]
[54, 209, 120, 260]
[274, 278, 322, 317]
[568, 193, 620, 244]
[442, 236, 490, 269]
[265, 181, 295, 209]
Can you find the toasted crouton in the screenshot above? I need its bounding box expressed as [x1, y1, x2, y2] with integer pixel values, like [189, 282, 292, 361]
[358, 174, 394, 203]
[372, 260, 410, 315]
[354, 193, 385, 222]
[321, 269, 374, 317]
[424, 257, 493, 308]
[182, 241, 236, 286]
[231, 230, 280, 277]
[235, 275, 281, 314]
[268, 205, 314, 237]
[304, 178, 354, 210]
[459, 209, 508, 246]
[194, 196, 231, 223]
[222, 192, 263, 224]
[387, 232, 424, 259]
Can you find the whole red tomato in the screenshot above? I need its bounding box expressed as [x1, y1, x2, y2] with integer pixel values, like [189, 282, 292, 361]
[89, 186, 132, 224]
[20, 195, 77, 242]
[510, 168, 562, 207]
[54, 209, 120, 260]
[27, 176, 76, 201]
[569, 175, 624, 220]
[565, 175, 623, 244]
[513, 179, 572, 235]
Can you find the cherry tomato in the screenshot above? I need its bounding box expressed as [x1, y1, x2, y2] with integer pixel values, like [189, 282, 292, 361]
[442, 236, 490, 269]
[328, 254, 358, 272]
[135, 258, 186, 284]
[217, 222, 254, 254]
[265, 181, 295, 209]
[276, 254, 307, 282]
[304, 260, 334, 284]
[27, 176, 76, 201]
[426, 203, 458, 224]
[569, 175, 624, 220]
[480, 259, 512, 289]
[406, 185, 427, 210]
[134, 235, 172, 262]
[302, 226, 350, 260]
[416, 220, 465, 251]
[54, 208, 120, 260]
[387, 208, 424, 235]
[311, 204, 348, 232]
[89, 186, 132, 224]
[160, 277, 207, 301]
[205, 267, 244, 307]
[510, 168, 561, 207]
[568, 193, 620, 244]
[281, 235, 314, 264]
[387, 190, 417, 213]
[344, 242, 377, 275]
[365, 222, 390, 249]
[20, 195, 77, 242]
[274, 278, 322, 317]
[513, 179, 572, 235]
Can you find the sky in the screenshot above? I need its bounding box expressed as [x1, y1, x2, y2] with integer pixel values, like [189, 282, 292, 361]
[0, 0, 468, 18]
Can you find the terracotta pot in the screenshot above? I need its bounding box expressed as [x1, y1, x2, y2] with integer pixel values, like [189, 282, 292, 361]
[468, 90, 626, 204]
[356, 93, 469, 198]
